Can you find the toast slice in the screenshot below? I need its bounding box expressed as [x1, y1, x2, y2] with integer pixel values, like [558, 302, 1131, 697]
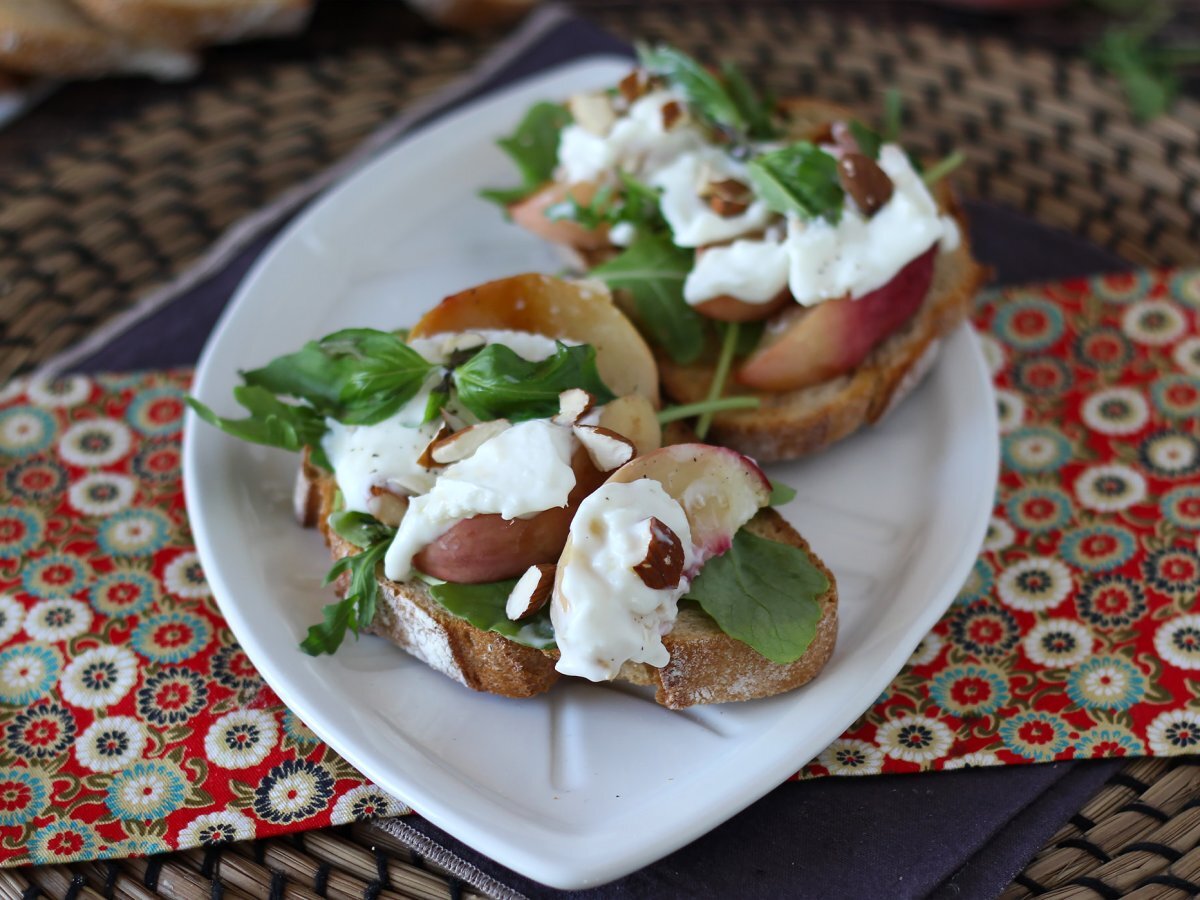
[296, 454, 838, 710]
[656, 194, 987, 462]
[73, 0, 312, 48]
[0, 0, 196, 78]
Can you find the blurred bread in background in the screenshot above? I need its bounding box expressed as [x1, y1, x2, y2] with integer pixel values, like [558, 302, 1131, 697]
[0, 0, 314, 81]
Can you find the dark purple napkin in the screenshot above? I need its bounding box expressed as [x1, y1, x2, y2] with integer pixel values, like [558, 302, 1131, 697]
[63, 10, 1129, 898]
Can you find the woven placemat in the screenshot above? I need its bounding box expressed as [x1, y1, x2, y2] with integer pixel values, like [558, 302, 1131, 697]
[4, 2, 1200, 896]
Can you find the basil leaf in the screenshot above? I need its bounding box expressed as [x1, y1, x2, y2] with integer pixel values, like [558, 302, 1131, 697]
[427, 580, 556, 650]
[848, 120, 883, 160]
[187, 387, 330, 468]
[453, 342, 616, 422]
[590, 232, 705, 364]
[637, 43, 746, 133]
[767, 480, 796, 507]
[719, 60, 778, 140]
[301, 538, 390, 655]
[242, 328, 436, 426]
[328, 511, 395, 550]
[747, 142, 844, 222]
[480, 101, 572, 208]
[685, 529, 828, 664]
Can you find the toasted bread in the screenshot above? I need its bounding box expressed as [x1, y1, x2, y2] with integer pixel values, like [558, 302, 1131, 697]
[296, 453, 838, 710]
[73, 0, 312, 48]
[656, 195, 987, 462]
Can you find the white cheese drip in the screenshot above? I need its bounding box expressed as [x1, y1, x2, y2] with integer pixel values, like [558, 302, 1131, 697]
[552, 480, 696, 681]
[650, 148, 772, 248]
[684, 145, 959, 306]
[322, 328, 564, 525]
[383, 419, 577, 581]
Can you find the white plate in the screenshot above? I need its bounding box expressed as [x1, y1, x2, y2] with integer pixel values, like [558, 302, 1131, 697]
[183, 57, 998, 890]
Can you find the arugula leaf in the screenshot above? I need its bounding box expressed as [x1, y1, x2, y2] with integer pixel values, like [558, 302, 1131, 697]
[546, 172, 667, 236]
[719, 61, 778, 140]
[1092, 27, 1179, 120]
[187, 387, 330, 468]
[453, 342, 616, 422]
[685, 529, 828, 664]
[590, 232, 705, 364]
[747, 142, 844, 222]
[848, 120, 883, 160]
[882, 87, 904, 143]
[767, 480, 797, 506]
[328, 510, 395, 549]
[301, 538, 390, 655]
[242, 328, 436, 425]
[480, 101, 572, 208]
[427, 580, 556, 650]
[637, 43, 747, 132]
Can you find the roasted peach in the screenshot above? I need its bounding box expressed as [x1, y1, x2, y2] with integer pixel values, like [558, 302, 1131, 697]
[414, 448, 608, 583]
[736, 247, 937, 392]
[411, 273, 660, 405]
[508, 181, 613, 252]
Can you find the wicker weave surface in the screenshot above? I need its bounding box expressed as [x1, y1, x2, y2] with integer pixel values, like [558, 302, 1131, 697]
[4, 2, 1200, 897]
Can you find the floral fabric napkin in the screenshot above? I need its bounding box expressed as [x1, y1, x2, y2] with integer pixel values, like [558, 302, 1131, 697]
[0, 266, 1198, 865]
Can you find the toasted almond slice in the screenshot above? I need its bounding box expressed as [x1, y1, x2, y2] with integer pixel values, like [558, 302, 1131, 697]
[632, 517, 685, 590]
[439, 332, 487, 356]
[506, 563, 556, 620]
[617, 69, 649, 104]
[573, 424, 636, 472]
[430, 419, 511, 465]
[439, 408, 468, 432]
[552, 388, 596, 426]
[367, 487, 408, 528]
[568, 93, 615, 136]
[416, 422, 453, 469]
[661, 99, 684, 131]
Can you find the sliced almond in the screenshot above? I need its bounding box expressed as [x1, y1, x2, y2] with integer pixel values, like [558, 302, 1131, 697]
[430, 419, 511, 465]
[568, 93, 616, 136]
[573, 424, 635, 472]
[416, 422, 453, 469]
[661, 99, 684, 131]
[701, 177, 753, 217]
[506, 564, 556, 620]
[439, 332, 487, 357]
[439, 408, 468, 432]
[837, 152, 894, 217]
[617, 69, 649, 104]
[632, 517, 685, 590]
[367, 487, 408, 528]
[552, 388, 596, 426]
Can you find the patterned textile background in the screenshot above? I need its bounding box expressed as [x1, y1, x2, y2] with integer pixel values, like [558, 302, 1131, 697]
[0, 268, 1197, 865]
[805, 269, 1200, 776]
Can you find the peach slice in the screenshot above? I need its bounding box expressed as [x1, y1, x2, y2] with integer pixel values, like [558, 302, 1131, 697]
[594, 394, 661, 457]
[736, 247, 937, 392]
[508, 181, 613, 252]
[606, 443, 770, 563]
[694, 289, 791, 323]
[414, 447, 607, 583]
[410, 273, 659, 406]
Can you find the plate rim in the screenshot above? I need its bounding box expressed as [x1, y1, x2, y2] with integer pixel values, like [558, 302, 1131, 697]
[183, 55, 999, 889]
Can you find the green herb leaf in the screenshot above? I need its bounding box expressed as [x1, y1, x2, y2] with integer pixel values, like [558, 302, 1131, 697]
[452, 342, 616, 422]
[427, 580, 556, 650]
[848, 119, 883, 160]
[685, 529, 828, 664]
[637, 43, 746, 132]
[767, 480, 797, 506]
[546, 172, 666, 235]
[590, 232, 705, 364]
[480, 101, 572, 208]
[301, 538, 390, 655]
[187, 387, 330, 467]
[696, 321, 740, 440]
[922, 150, 966, 187]
[747, 142, 843, 222]
[883, 87, 904, 143]
[328, 510, 395, 549]
[242, 328, 436, 425]
[1092, 28, 1179, 120]
[719, 60, 778, 140]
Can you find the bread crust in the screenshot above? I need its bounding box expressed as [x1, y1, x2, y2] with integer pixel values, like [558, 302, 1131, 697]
[297, 453, 838, 708]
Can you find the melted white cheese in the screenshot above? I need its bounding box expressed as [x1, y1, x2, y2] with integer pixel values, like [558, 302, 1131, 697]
[551, 479, 696, 681]
[383, 419, 577, 581]
[558, 89, 707, 185]
[323, 328, 564, 524]
[684, 145, 959, 306]
[651, 148, 772, 248]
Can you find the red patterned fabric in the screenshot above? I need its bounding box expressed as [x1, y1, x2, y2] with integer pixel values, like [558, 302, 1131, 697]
[0, 268, 1198, 864]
